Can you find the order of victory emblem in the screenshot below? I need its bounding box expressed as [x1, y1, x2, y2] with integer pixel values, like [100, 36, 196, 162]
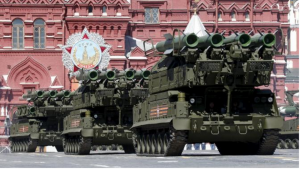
[61, 28, 111, 72]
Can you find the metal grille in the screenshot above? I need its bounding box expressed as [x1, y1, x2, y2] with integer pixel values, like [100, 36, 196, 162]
[130, 89, 148, 97]
[247, 61, 273, 71]
[97, 89, 114, 97]
[145, 8, 159, 24]
[197, 61, 223, 71]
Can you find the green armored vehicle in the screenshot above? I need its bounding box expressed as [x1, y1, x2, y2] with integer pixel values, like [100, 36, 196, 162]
[131, 29, 283, 156]
[9, 90, 74, 152]
[62, 68, 149, 155]
[277, 90, 299, 149]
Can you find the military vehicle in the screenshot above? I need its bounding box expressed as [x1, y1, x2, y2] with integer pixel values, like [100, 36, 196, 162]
[9, 90, 74, 152]
[131, 29, 283, 156]
[277, 90, 299, 149]
[62, 68, 149, 155]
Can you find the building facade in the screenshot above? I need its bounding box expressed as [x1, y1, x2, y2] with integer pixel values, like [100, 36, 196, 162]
[0, 0, 293, 138]
[283, 0, 299, 106]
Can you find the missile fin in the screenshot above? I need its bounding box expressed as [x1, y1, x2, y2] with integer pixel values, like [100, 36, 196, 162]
[164, 49, 173, 54]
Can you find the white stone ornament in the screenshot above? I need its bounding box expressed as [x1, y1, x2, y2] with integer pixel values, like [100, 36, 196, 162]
[61, 28, 111, 73]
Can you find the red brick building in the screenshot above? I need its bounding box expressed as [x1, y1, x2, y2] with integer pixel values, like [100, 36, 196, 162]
[0, 0, 294, 142]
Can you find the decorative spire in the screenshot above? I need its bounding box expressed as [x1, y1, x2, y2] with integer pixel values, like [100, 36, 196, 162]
[184, 11, 206, 37]
[83, 46, 88, 61]
[192, 0, 199, 15]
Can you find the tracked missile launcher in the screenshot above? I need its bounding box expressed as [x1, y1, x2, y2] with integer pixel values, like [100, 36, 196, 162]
[62, 68, 149, 155]
[9, 90, 74, 152]
[277, 90, 299, 149]
[131, 29, 283, 156]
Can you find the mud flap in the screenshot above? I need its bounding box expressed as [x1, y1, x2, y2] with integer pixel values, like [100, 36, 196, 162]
[61, 128, 82, 136]
[131, 118, 173, 129]
[173, 118, 190, 130]
[30, 133, 40, 139]
[263, 117, 284, 129]
[9, 133, 30, 139]
[82, 129, 93, 137]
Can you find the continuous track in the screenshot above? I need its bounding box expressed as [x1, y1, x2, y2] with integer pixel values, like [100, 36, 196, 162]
[63, 136, 92, 155]
[216, 129, 280, 155]
[133, 127, 187, 157]
[10, 137, 37, 153]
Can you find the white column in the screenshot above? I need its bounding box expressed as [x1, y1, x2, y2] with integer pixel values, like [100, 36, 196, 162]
[290, 7, 295, 25]
[1, 107, 4, 116]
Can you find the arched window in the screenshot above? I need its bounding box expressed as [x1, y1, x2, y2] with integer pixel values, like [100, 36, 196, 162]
[218, 11, 222, 21]
[88, 5, 93, 13]
[74, 4, 79, 16]
[12, 19, 24, 49]
[103, 6, 107, 13]
[245, 11, 250, 21]
[231, 11, 236, 20]
[74, 5, 79, 13]
[34, 19, 45, 49]
[117, 5, 121, 13]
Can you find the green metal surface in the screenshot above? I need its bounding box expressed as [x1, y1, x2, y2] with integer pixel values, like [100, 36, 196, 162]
[62, 68, 149, 155]
[132, 30, 282, 156]
[9, 89, 74, 152]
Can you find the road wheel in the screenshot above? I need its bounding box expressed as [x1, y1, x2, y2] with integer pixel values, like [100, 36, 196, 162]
[163, 133, 169, 154]
[111, 144, 117, 151]
[24, 141, 29, 152]
[150, 134, 156, 154]
[292, 139, 299, 149]
[14, 141, 18, 152]
[141, 134, 146, 154]
[101, 145, 107, 151]
[279, 139, 288, 149]
[146, 134, 152, 154]
[66, 140, 70, 153]
[72, 140, 76, 153]
[277, 140, 282, 149]
[16, 142, 20, 152]
[91, 145, 97, 151]
[157, 133, 163, 154]
[20, 141, 24, 152]
[10, 141, 15, 152]
[136, 135, 142, 154]
[286, 139, 296, 149]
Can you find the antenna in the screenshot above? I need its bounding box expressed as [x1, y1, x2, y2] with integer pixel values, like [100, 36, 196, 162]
[221, 30, 226, 36]
[257, 30, 263, 36]
[232, 29, 238, 36]
[205, 30, 211, 36]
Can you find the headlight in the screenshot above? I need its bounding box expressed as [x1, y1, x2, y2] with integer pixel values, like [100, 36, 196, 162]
[261, 97, 267, 103]
[254, 97, 260, 103]
[94, 114, 98, 118]
[190, 98, 195, 104]
[268, 97, 273, 103]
